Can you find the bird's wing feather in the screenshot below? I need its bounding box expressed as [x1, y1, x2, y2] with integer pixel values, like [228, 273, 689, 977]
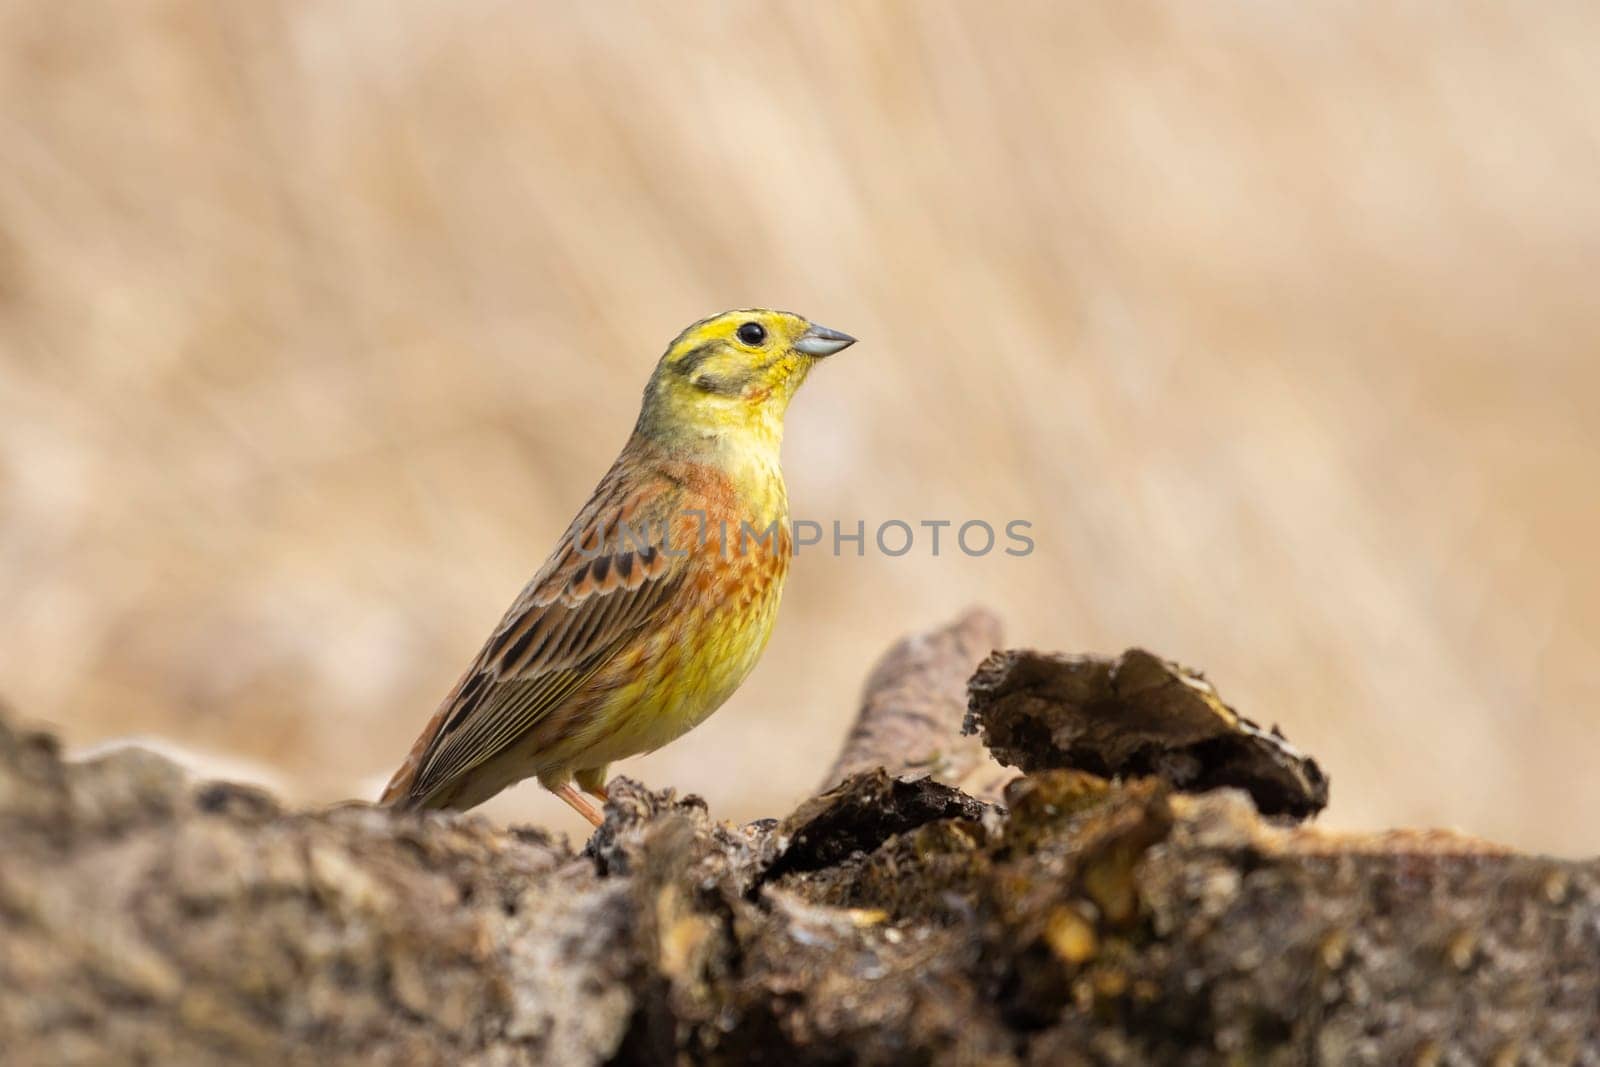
[383, 465, 688, 809]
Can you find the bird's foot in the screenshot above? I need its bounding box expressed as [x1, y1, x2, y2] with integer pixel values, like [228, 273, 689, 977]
[552, 782, 604, 828]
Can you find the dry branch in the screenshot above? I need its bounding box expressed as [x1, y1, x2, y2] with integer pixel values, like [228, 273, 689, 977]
[820, 605, 1015, 801]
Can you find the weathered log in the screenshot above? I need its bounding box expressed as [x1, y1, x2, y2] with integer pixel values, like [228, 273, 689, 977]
[1, 614, 1593, 1065]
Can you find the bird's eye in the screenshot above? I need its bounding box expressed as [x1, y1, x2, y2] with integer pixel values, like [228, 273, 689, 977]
[736, 322, 767, 346]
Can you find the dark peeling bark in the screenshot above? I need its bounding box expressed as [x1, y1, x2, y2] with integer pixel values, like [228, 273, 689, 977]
[965, 647, 1329, 819]
[0, 612, 1594, 1065]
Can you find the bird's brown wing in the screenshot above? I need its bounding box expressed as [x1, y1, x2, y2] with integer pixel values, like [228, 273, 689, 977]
[382, 466, 688, 810]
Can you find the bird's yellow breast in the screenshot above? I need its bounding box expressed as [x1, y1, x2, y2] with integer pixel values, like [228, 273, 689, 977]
[553, 456, 791, 771]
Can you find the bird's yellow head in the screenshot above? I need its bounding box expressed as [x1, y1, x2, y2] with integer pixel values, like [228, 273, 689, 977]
[635, 309, 856, 450]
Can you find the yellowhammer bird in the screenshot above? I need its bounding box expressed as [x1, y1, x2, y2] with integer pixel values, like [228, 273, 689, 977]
[381, 309, 855, 825]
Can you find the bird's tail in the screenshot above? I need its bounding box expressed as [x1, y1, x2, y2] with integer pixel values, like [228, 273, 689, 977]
[378, 681, 467, 810]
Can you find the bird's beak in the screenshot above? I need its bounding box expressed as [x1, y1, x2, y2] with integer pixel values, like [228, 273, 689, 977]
[794, 322, 857, 357]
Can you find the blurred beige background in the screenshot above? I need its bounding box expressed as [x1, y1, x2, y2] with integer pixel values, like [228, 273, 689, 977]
[1, 2, 1596, 853]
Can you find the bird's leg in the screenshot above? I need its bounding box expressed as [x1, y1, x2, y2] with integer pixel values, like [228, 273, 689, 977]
[551, 782, 604, 828]
[574, 765, 610, 802]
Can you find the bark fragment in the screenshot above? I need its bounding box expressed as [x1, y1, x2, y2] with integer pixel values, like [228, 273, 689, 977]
[966, 647, 1329, 819]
